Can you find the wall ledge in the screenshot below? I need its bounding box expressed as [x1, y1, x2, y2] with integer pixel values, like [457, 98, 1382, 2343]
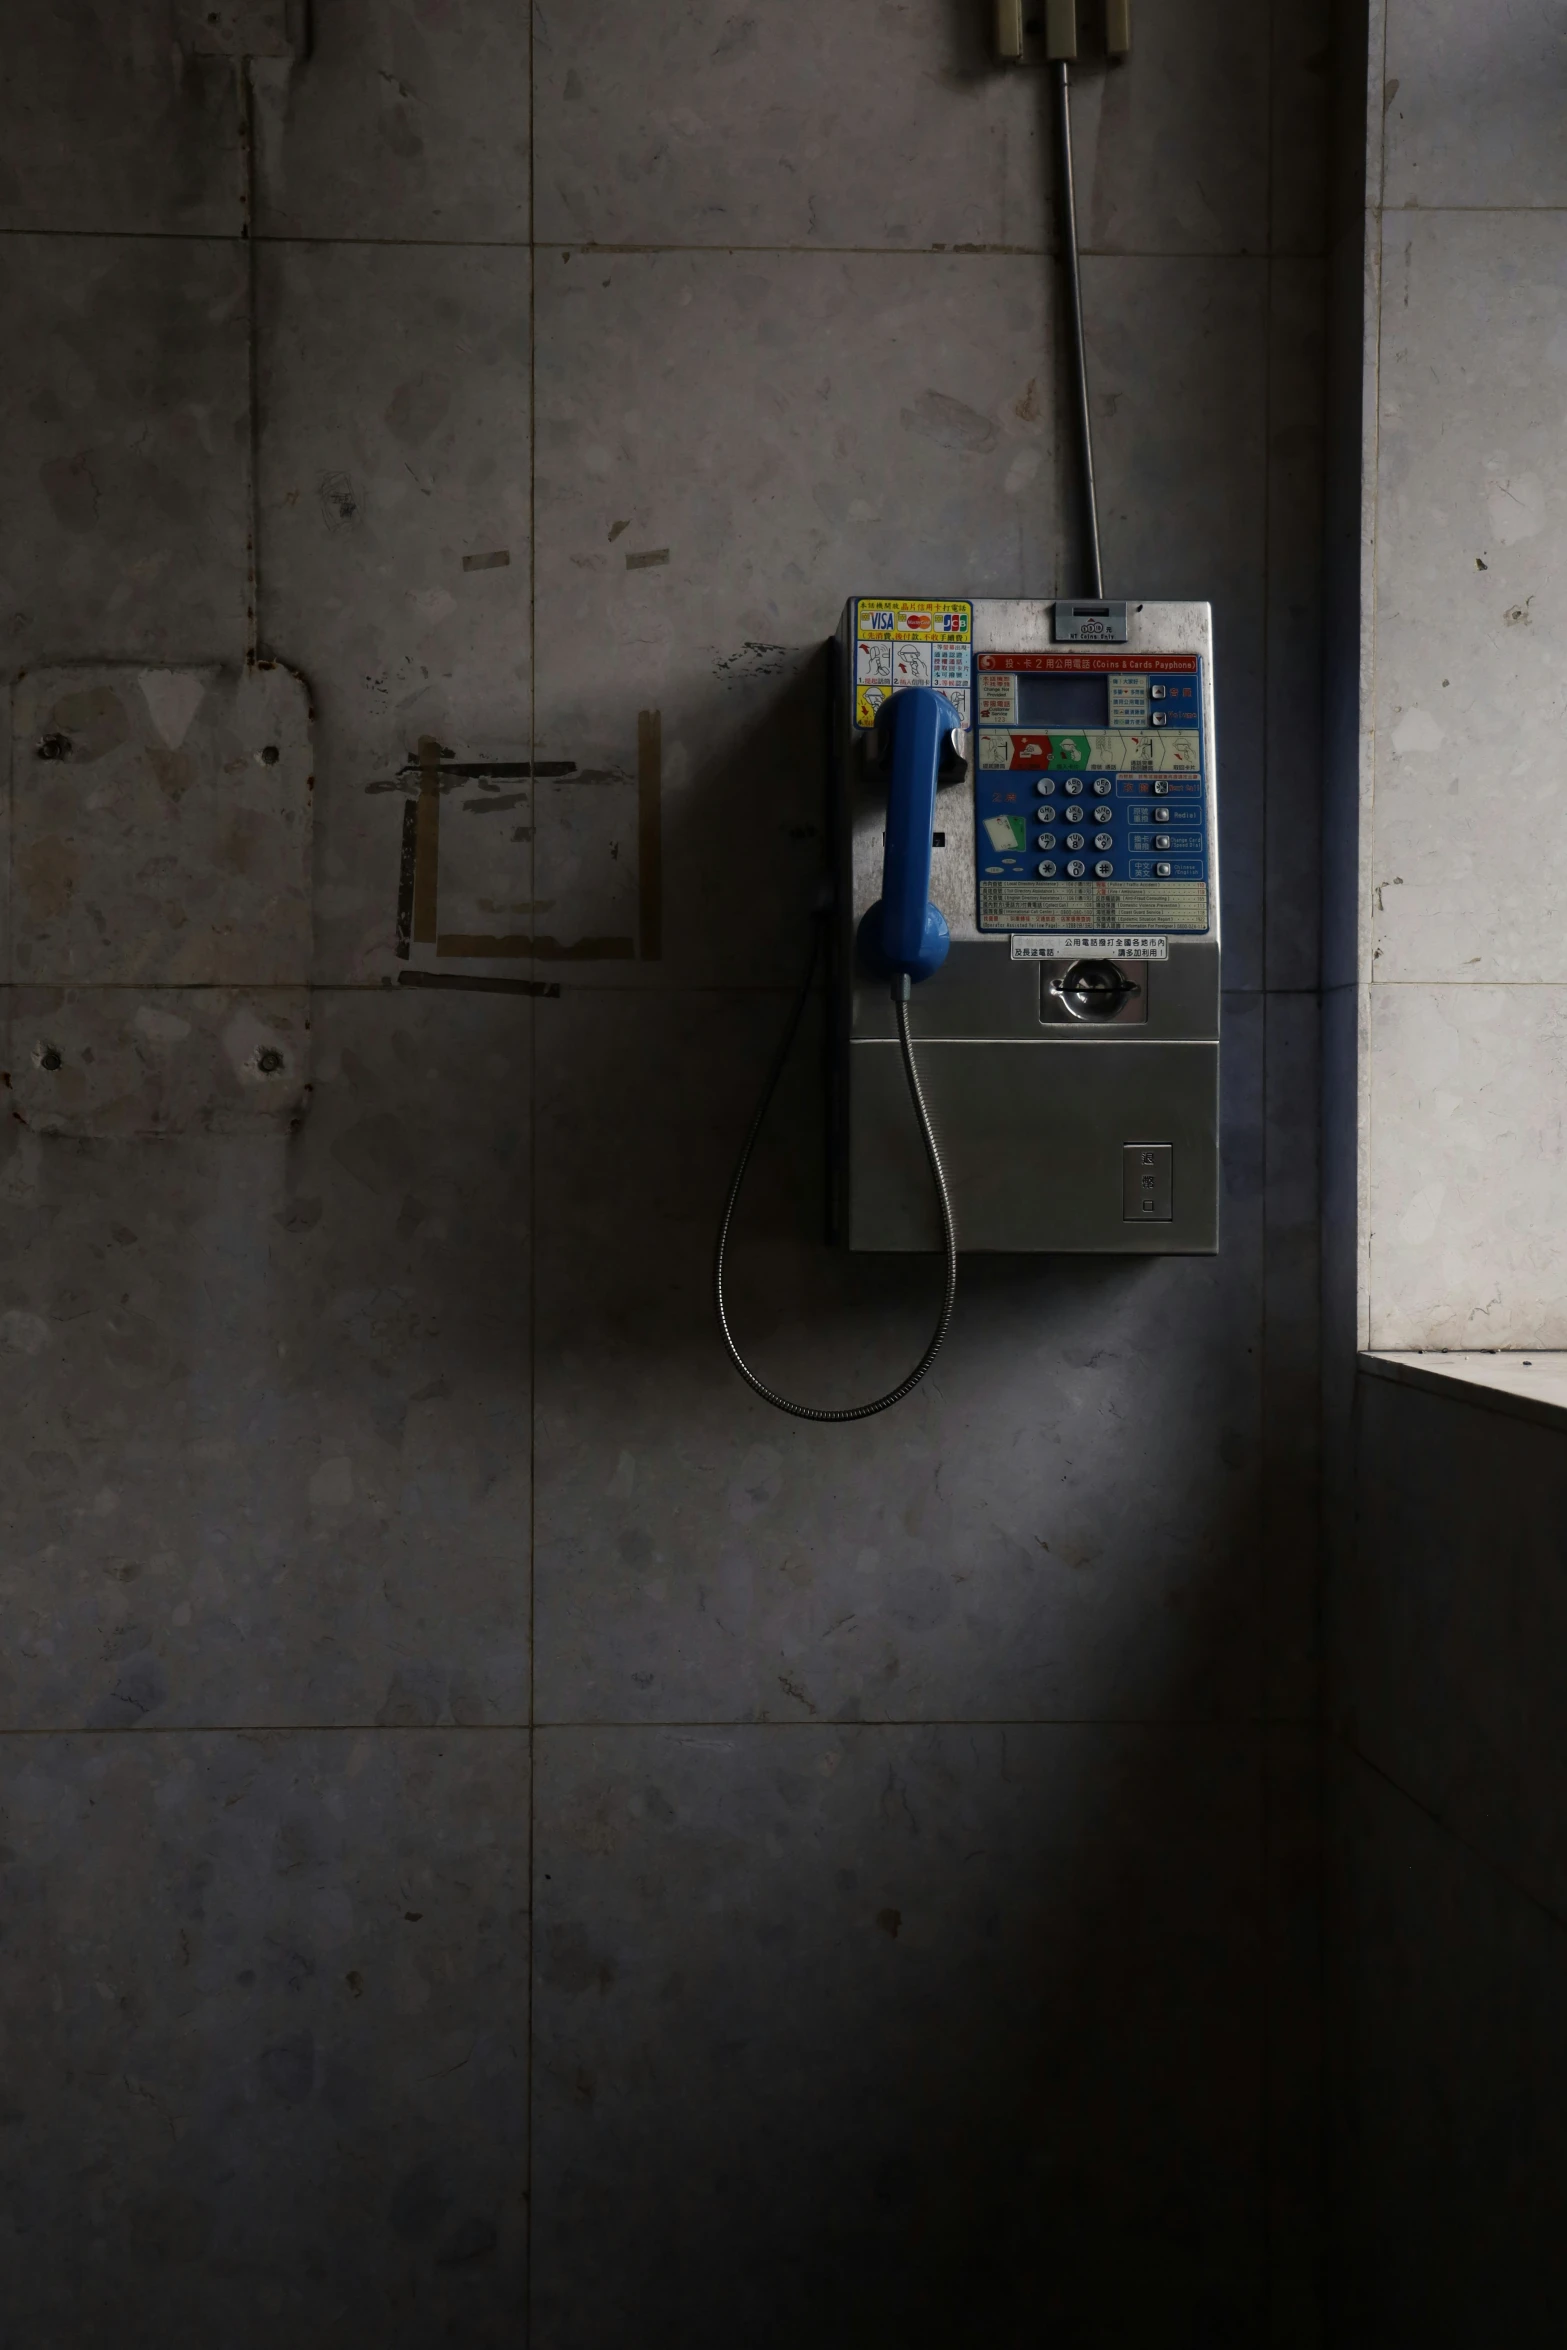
[1360, 1350, 1567, 1434]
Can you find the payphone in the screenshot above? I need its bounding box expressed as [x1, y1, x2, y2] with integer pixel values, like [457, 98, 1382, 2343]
[834, 594, 1220, 1257]
[714, 0, 1220, 1419]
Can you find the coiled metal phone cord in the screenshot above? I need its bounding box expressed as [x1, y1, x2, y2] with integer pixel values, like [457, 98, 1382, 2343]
[1051, 57, 1103, 598]
[714, 919, 958, 1421]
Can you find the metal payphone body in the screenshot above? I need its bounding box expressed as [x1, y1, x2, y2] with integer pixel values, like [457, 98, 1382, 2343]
[834, 596, 1220, 1254]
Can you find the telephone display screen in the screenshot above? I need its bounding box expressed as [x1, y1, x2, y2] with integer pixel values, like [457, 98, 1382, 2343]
[1015, 673, 1110, 727]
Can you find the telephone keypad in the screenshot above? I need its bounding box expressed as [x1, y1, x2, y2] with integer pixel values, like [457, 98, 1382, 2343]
[971, 653, 1208, 931]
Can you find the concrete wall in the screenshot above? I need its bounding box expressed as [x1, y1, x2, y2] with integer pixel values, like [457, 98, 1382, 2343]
[1328, 2, 1567, 2335]
[1359, 0, 1567, 1348]
[0, 5, 1328, 2338]
[1334, 1368, 1567, 2344]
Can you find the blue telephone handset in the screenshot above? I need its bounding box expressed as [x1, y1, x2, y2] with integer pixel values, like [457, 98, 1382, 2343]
[859, 684, 965, 983]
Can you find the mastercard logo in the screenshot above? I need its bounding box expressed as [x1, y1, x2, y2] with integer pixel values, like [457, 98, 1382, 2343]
[903, 612, 933, 630]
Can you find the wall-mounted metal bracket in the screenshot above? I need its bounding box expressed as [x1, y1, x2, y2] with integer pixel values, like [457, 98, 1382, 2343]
[996, 0, 1131, 65]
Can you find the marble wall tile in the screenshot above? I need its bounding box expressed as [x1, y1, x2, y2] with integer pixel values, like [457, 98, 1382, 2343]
[532, 1722, 1264, 2346]
[6, 984, 311, 1138]
[0, 236, 249, 670]
[1331, 1748, 1567, 2349]
[1346, 1373, 1567, 1922]
[253, 0, 531, 243]
[1069, 4, 1271, 259]
[535, 0, 1274, 260]
[0, 988, 530, 1729]
[531, 249, 1268, 991]
[532, 987, 1264, 1727]
[1382, 0, 1567, 211]
[1371, 212, 1567, 986]
[0, 1728, 529, 2346]
[533, 0, 1046, 254]
[0, 2, 241, 235]
[257, 241, 533, 984]
[10, 662, 312, 987]
[1366, 982, 1567, 1351]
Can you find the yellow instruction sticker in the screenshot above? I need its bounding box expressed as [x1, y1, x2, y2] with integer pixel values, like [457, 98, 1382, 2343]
[854, 598, 972, 729]
[856, 597, 972, 643]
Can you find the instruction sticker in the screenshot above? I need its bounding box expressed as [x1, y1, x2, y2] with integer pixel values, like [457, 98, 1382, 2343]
[980, 878, 1209, 932]
[854, 598, 972, 729]
[856, 598, 972, 643]
[978, 672, 1019, 725]
[1011, 932, 1170, 960]
[980, 728, 1197, 774]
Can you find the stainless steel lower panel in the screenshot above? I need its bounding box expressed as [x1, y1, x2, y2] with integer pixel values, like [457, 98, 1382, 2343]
[846, 1036, 1220, 1253]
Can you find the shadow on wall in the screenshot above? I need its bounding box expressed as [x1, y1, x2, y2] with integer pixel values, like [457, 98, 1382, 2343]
[530, 1717, 1268, 2348]
[519, 671, 1272, 2334]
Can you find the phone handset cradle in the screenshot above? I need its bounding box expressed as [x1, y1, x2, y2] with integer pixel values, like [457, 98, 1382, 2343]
[715, 686, 962, 1420]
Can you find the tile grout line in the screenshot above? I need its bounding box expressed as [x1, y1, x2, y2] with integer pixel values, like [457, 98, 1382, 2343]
[0, 1717, 1314, 1736]
[0, 981, 1329, 996]
[526, 3, 540, 2317]
[1259, 4, 1278, 2321]
[240, 59, 262, 667]
[0, 225, 1328, 261]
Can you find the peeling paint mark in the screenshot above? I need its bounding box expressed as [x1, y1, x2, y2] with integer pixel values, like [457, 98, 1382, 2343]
[462, 549, 510, 572]
[714, 642, 789, 680]
[133, 1006, 192, 1045]
[461, 793, 528, 816]
[625, 548, 669, 570]
[366, 756, 575, 795]
[900, 390, 997, 453]
[317, 471, 360, 529]
[396, 971, 560, 998]
[435, 932, 634, 961]
[395, 798, 418, 959]
[137, 670, 206, 750]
